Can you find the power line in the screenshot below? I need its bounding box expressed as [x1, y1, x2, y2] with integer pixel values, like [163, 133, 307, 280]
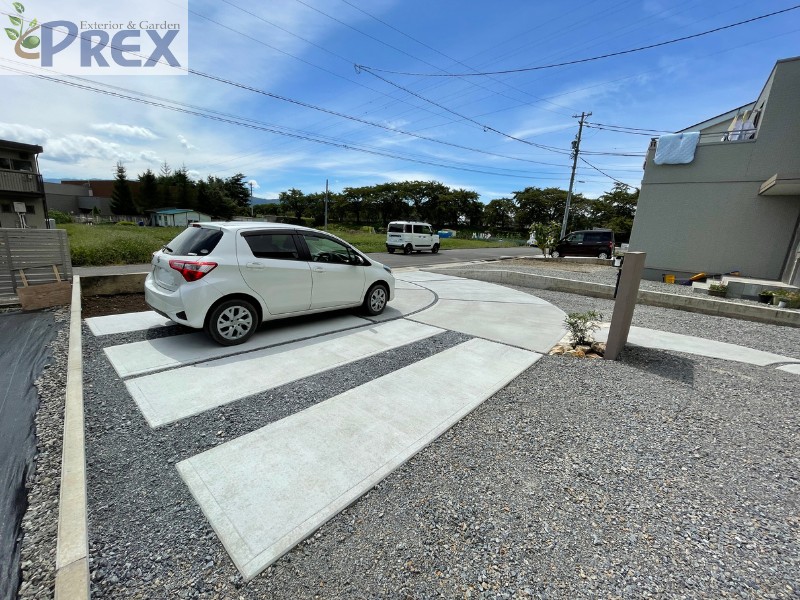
[355, 5, 800, 77]
[588, 122, 672, 134]
[355, 67, 572, 155]
[580, 157, 637, 188]
[585, 124, 660, 136]
[0, 61, 590, 181]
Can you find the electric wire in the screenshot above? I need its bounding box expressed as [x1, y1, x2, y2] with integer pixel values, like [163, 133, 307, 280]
[356, 5, 800, 76]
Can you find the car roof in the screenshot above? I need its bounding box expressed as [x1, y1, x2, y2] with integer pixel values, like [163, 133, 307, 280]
[194, 221, 317, 233]
[388, 221, 432, 225]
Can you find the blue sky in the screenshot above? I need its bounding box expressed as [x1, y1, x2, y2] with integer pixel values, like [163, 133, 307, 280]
[2, 0, 799, 201]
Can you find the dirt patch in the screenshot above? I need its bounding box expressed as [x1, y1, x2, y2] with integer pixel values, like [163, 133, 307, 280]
[503, 258, 612, 273]
[81, 293, 149, 318]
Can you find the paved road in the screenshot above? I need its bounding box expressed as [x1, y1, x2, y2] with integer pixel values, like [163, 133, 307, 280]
[73, 247, 544, 277]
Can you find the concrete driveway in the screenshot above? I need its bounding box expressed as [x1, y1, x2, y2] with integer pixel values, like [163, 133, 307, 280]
[83, 270, 567, 581]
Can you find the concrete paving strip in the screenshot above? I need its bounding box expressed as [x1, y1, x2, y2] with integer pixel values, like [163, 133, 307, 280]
[409, 299, 567, 353]
[416, 278, 552, 304]
[595, 325, 800, 366]
[84, 311, 173, 336]
[176, 338, 541, 581]
[775, 364, 800, 374]
[368, 288, 436, 322]
[104, 315, 371, 378]
[395, 271, 465, 283]
[126, 319, 445, 428]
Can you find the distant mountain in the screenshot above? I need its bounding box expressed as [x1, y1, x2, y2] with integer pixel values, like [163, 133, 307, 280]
[251, 197, 280, 205]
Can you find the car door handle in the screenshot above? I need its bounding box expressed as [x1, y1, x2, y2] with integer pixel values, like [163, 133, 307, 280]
[246, 262, 266, 269]
[312, 267, 325, 273]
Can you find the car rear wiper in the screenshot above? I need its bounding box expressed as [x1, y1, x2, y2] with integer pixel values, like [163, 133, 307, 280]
[162, 245, 174, 253]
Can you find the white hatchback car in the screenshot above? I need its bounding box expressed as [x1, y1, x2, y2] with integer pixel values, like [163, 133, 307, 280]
[145, 222, 395, 346]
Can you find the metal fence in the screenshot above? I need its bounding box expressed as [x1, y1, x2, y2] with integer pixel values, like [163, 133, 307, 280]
[0, 228, 72, 297]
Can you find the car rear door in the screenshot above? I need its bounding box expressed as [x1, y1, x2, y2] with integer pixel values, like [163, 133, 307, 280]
[237, 231, 312, 315]
[413, 224, 432, 250]
[300, 233, 366, 309]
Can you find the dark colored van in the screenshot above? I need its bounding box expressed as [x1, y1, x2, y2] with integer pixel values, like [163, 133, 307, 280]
[552, 229, 615, 259]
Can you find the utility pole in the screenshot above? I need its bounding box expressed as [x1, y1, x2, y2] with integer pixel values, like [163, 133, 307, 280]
[249, 181, 254, 218]
[560, 111, 591, 240]
[324, 179, 329, 230]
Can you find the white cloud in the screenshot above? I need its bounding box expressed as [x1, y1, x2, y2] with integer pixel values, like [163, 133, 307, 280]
[44, 135, 128, 164]
[178, 134, 196, 150]
[90, 123, 159, 140]
[139, 150, 162, 164]
[247, 179, 260, 190]
[0, 122, 51, 145]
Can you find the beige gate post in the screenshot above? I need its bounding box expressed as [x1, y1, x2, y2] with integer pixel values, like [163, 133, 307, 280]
[604, 252, 646, 361]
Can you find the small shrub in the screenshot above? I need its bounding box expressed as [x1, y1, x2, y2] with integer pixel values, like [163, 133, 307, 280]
[49, 210, 73, 224]
[708, 282, 728, 292]
[115, 221, 136, 226]
[563, 310, 603, 345]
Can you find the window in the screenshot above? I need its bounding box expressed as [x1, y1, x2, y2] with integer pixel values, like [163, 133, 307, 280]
[163, 226, 223, 256]
[0, 158, 10, 170]
[567, 233, 584, 243]
[413, 224, 431, 234]
[243, 233, 300, 260]
[0, 203, 11, 213]
[303, 235, 354, 264]
[404, 224, 412, 233]
[25, 204, 35, 214]
[388, 223, 405, 233]
[12, 159, 32, 171]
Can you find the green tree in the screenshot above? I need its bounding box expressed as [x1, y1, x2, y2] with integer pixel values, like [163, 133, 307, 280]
[278, 188, 308, 221]
[484, 198, 515, 230]
[225, 173, 251, 213]
[196, 176, 235, 220]
[138, 168, 159, 211]
[589, 183, 639, 241]
[173, 165, 195, 210]
[110, 162, 137, 215]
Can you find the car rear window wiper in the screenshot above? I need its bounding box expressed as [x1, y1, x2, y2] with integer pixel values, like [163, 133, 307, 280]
[162, 245, 174, 253]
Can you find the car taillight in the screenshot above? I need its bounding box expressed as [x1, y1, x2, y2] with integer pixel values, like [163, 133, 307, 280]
[169, 260, 218, 282]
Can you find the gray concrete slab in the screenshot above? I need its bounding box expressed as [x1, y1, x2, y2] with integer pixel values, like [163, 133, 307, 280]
[126, 319, 444, 427]
[85, 311, 173, 336]
[595, 325, 800, 366]
[409, 299, 566, 353]
[177, 338, 540, 581]
[104, 315, 371, 378]
[776, 364, 800, 374]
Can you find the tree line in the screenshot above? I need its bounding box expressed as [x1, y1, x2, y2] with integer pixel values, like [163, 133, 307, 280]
[110, 161, 251, 221]
[270, 181, 638, 241]
[109, 161, 638, 239]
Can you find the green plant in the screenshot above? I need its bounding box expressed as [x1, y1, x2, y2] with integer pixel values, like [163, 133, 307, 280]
[773, 290, 800, 308]
[49, 210, 72, 224]
[563, 310, 603, 345]
[115, 221, 136, 226]
[708, 283, 728, 292]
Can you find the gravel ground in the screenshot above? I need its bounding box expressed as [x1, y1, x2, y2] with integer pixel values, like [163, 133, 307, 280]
[77, 286, 800, 599]
[469, 259, 792, 310]
[15, 309, 69, 599]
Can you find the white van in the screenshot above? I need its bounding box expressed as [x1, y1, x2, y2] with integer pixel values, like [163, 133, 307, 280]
[386, 221, 440, 254]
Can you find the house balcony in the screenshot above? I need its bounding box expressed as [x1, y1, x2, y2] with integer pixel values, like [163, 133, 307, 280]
[0, 169, 44, 196]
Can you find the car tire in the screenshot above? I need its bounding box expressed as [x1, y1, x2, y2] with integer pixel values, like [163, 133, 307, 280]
[598, 251, 609, 259]
[363, 283, 388, 316]
[403, 244, 412, 255]
[387, 247, 395, 254]
[432, 244, 440, 254]
[551, 250, 560, 258]
[205, 298, 258, 346]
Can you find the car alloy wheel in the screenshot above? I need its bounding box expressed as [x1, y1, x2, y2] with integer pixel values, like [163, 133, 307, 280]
[598, 252, 609, 259]
[364, 284, 388, 316]
[206, 299, 258, 346]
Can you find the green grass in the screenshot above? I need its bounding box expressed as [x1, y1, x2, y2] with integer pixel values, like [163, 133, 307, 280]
[62, 223, 184, 266]
[62, 223, 524, 266]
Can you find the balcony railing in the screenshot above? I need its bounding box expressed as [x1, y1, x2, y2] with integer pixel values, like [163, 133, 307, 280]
[0, 169, 44, 195]
[698, 128, 758, 145]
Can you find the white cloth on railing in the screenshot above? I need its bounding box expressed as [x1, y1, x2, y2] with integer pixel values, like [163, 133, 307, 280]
[653, 132, 700, 165]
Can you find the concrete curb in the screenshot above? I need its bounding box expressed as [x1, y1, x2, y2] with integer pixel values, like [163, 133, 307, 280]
[426, 268, 800, 328]
[54, 276, 90, 600]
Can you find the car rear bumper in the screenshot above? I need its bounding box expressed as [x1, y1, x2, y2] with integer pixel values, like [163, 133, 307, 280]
[144, 273, 220, 329]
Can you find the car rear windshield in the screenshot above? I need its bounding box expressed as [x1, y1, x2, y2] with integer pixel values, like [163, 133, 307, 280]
[585, 231, 613, 243]
[387, 224, 405, 233]
[163, 227, 223, 256]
